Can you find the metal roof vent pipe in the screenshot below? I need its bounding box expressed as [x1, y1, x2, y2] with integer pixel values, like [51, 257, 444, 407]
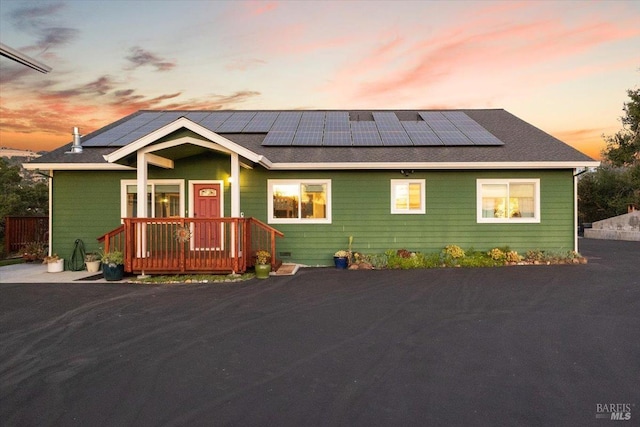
[67, 127, 83, 153]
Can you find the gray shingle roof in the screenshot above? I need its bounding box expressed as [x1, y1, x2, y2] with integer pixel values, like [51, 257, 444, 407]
[28, 109, 596, 167]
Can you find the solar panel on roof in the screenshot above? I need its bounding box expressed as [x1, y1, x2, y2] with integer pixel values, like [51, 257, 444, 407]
[352, 131, 382, 146]
[419, 111, 446, 121]
[184, 111, 213, 124]
[380, 131, 412, 146]
[322, 131, 351, 146]
[215, 112, 257, 132]
[351, 121, 378, 132]
[293, 131, 323, 146]
[437, 130, 472, 145]
[199, 112, 233, 130]
[243, 112, 279, 132]
[262, 131, 295, 146]
[425, 120, 458, 132]
[441, 111, 470, 121]
[372, 112, 404, 131]
[402, 122, 442, 146]
[271, 112, 302, 131]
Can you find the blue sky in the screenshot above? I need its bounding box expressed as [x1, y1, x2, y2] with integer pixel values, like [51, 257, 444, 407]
[1, 0, 639, 158]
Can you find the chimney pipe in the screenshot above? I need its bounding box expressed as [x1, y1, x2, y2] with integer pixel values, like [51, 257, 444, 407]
[67, 127, 83, 153]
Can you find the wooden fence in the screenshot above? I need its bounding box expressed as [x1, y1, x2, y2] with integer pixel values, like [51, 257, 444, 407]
[4, 216, 49, 254]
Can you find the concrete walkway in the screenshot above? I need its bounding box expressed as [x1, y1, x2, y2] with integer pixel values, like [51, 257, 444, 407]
[0, 262, 107, 283]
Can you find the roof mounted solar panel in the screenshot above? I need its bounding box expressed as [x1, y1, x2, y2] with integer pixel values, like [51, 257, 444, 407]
[293, 131, 324, 146]
[184, 111, 214, 124]
[437, 130, 472, 146]
[262, 131, 295, 146]
[351, 121, 378, 132]
[243, 111, 279, 132]
[380, 131, 412, 146]
[198, 112, 234, 130]
[83, 112, 159, 146]
[352, 131, 382, 146]
[323, 131, 351, 146]
[215, 111, 257, 132]
[402, 122, 443, 146]
[271, 112, 302, 131]
[325, 111, 350, 131]
[372, 112, 404, 131]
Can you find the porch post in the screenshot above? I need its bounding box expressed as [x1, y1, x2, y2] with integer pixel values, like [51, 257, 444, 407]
[230, 153, 240, 217]
[230, 153, 241, 271]
[136, 152, 148, 218]
[136, 152, 148, 261]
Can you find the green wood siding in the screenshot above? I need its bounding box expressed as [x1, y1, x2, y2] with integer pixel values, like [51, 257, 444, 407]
[51, 170, 134, 259]
[239, 169, 576, 266]
[50, 161, 575, 267]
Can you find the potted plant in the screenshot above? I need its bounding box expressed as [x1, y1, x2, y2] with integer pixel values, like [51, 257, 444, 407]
[85, 252, 101, 273]
[43, 254, 64, 273]
[21, 241, 46, 262]
[100, 250, 125, 281]
[334, 250, 350, 269]
[254, 250, 271, 279]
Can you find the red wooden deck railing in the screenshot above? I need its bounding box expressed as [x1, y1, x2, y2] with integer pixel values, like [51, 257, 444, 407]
[98, 217, 283, 274]
[97, 224, 125, 254]
[4, 216, 48, 254]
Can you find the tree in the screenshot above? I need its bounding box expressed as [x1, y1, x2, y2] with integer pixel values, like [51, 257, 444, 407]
[579, 87, 640, 223]
[602, 88, 640, 166]
[0, 157, 49, 256]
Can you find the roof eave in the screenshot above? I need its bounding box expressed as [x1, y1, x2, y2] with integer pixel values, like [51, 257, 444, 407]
[264, 161, 601, 170]
[22, 162, 135, 171]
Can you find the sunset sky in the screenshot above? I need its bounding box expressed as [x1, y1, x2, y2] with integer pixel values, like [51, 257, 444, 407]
[1, 0, 638, 160]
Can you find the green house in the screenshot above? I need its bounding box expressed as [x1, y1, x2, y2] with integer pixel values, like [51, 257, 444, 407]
[25, 109, 598, 272]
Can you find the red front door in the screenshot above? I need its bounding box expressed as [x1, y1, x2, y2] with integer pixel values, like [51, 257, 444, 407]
[193, 183, 221, 248]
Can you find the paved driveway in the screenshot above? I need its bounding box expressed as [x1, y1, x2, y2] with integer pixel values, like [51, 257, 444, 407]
[1, 239, 639, 426]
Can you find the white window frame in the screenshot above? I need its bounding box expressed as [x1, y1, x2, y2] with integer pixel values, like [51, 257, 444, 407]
[268, 179, 332, 224]
[476, 179, 540, 223]
[120, 179, 185, 219]
[390, 179, 426, 214]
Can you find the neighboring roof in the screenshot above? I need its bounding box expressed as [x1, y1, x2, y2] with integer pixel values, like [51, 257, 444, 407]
[26, 109, 599, 170]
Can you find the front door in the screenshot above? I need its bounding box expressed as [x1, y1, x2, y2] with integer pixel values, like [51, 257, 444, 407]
[193, 183, 221, 249]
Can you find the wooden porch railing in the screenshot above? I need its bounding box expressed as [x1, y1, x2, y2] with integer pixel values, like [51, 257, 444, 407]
[98, 218, 283, 274]
[97, 224, 125, 254]
[4, 216, 48, 254]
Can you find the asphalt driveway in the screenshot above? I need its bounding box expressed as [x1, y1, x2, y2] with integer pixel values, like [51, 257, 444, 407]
[1, 239, 639, 426]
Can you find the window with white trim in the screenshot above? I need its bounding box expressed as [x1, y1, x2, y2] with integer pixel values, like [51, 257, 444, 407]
[121, 180, 184, 218]
[477, 179, 540, 223]
[391, 179, 426, 214]
[268, 179, 331, 224]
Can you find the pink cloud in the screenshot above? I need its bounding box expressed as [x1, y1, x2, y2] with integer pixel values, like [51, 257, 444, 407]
[246, 1, 278, 16]
[330, 4, 640, 104]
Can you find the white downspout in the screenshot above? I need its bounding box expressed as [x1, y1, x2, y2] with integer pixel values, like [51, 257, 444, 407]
[48, 170, 53, 256]
[574, 168, 578, 253]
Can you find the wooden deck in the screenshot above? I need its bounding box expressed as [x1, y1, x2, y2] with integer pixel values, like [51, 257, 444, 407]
[98, 217, 283, 274]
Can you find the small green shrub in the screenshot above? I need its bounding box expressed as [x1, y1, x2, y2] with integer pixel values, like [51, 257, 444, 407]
[444, 245, 465, 259]
[525, 249, 544, 262]
[488, 248, 506, 261]
[505, 251, 522, 263]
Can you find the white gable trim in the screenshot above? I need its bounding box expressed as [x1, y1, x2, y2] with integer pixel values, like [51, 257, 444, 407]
[103, 117, 267, 165]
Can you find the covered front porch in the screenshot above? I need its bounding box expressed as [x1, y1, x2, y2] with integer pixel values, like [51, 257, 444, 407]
[96, 117, 283, 275]
[99, 217, 283, 275]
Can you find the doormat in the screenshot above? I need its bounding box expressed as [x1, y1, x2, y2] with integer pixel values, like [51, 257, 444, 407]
[272, 263, 299, 276]
[75, 273, 104, 281]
